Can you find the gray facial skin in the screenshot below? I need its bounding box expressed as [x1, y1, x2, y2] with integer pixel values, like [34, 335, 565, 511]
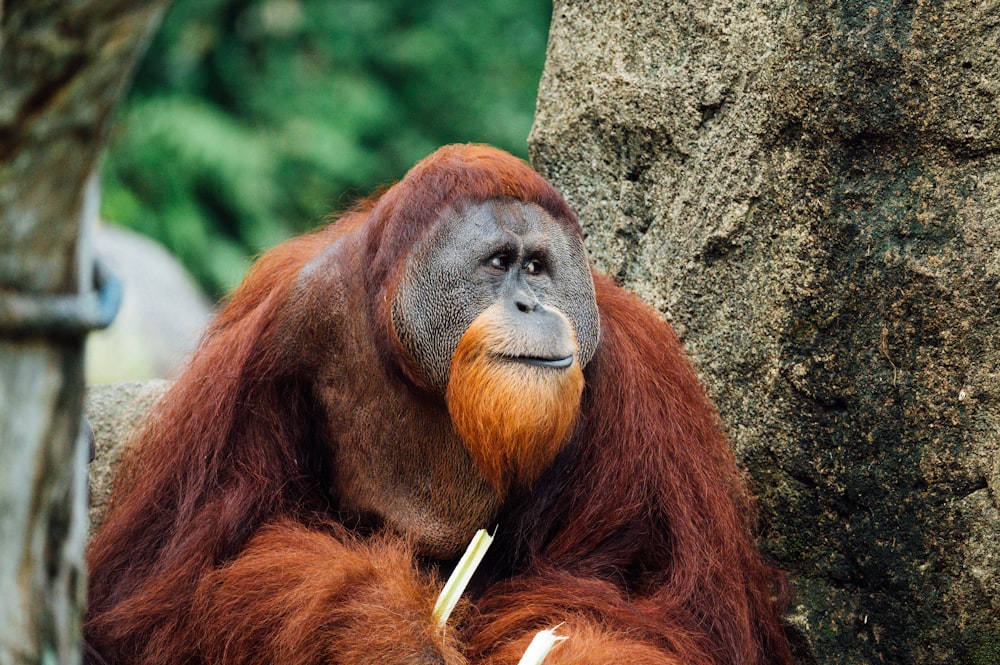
[392, 199, 600, 394]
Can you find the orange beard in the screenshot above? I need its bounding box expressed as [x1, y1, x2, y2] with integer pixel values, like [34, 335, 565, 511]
[446, 312, 585, 495]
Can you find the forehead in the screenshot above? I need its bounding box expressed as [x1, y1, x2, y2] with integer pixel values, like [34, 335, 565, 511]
[430, 199, 568, 251]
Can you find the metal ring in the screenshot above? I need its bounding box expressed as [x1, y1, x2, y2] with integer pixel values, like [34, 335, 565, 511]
[0, 258, 122, 337]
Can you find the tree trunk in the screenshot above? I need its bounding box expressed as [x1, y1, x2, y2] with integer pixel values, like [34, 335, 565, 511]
[530, 2, 999, 664]
[0, 3, 168, 665]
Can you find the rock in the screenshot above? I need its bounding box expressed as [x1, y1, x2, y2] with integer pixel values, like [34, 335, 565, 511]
[531, 2, 1000, 663]
[86, 224, 213, 384]
[85, 380, 170, 536]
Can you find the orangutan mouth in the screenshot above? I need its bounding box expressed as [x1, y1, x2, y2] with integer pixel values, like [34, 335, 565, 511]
[505, 355, 574, 369]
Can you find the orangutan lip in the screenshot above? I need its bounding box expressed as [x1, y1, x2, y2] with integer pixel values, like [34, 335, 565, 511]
[504, 355, 574, 369]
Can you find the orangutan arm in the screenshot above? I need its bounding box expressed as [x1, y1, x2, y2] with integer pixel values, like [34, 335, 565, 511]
[466, 569, 695, 665]
[192, 521, 466, 665]
[481, 625, 682, 665]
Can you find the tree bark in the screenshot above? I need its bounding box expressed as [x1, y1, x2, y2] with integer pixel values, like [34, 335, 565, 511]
[531, 2, 999, 664]
[0, 3, 168, 665]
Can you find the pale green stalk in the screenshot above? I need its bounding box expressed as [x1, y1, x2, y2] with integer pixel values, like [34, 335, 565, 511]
[432, 528, 495, 630]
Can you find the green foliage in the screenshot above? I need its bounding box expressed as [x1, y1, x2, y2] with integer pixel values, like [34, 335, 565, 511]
[102, 0, 551, 297]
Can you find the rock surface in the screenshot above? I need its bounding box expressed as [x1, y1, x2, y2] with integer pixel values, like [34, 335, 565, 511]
[87, 225, 213, 384]
[530, 1, 999, 663]
[86, 380, 170, 536]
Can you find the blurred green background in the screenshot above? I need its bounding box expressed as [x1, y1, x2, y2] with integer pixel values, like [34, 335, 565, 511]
[102, 0, 552, 299]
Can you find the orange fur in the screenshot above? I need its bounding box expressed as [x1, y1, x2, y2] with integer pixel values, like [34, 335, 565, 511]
[484, 621, 683, 665]
[85, 145, 794, 665]
[193, 522, 466, 665]
[446, 309, 584, 493]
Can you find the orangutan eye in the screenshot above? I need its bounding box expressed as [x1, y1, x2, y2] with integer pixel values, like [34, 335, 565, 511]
[488, 253, 509, 270]
[523, 259, 544, 275]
